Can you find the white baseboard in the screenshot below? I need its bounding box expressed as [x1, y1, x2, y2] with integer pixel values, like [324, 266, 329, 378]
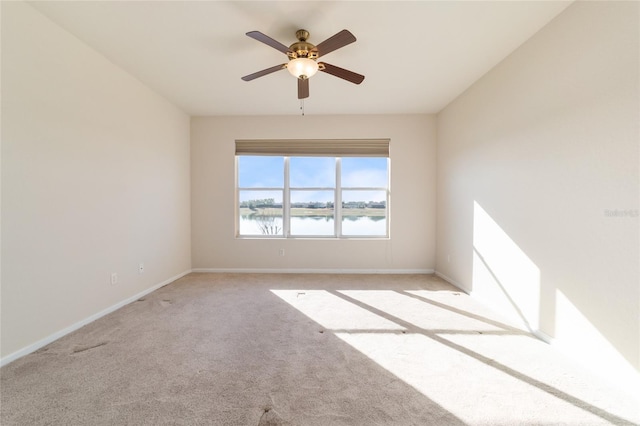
[0, 269, 192, 368]
[191, 268, 435, 274]
[531, 329, 553, 344]
[434, 270, 471, 294]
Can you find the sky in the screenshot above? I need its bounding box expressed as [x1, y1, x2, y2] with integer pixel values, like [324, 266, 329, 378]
[238, 156, 388, 189]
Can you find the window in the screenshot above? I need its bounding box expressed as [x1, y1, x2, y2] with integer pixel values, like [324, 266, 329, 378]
[236, 139, 389, 238]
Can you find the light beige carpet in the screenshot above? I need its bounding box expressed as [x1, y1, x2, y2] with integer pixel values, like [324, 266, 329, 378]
[1, 273, 638, 425]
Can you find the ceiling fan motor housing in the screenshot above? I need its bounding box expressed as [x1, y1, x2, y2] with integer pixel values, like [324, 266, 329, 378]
[288, 29, 318, 59]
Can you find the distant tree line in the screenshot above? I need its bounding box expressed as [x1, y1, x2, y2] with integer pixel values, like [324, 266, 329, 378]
[240, 199, 386, 210]
[239, 198, 279, 209]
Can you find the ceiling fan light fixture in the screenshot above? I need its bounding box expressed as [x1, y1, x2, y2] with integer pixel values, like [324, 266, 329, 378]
[287, 57, 318, 79]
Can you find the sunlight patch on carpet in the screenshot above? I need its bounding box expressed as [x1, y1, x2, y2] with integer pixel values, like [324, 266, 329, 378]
[270, 290, 404, 331]
[271, 287, 626, 425]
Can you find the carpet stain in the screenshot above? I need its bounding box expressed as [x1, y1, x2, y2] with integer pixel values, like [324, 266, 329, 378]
[258, 407, 283, 426]
[136, 298, 146, 302]
[72, 342, 108, 354]
[160, 300, 173, 307]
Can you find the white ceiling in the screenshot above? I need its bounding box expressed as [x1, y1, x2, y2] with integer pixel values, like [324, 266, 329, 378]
[29, 1, 571, 116]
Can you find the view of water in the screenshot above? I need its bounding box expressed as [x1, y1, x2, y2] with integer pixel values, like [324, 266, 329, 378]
[239, 215, 386, 237]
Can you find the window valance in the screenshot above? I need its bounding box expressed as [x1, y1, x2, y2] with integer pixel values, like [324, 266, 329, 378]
[235, 139, 390, 157]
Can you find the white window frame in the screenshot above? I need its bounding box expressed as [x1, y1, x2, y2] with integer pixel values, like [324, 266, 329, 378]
[235, 139, 390, 239]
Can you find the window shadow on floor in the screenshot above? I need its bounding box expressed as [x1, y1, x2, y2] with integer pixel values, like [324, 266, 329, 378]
[326, 289, 635, 425]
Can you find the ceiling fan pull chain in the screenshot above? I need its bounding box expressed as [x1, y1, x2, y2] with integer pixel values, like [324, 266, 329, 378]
[300, 99, 305, 116]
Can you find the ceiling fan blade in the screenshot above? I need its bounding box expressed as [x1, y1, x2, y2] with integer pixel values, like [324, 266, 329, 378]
[241, 64, 287, 81]
[319, 62, 365, 85]
[246, 31, 291, 54]
[314, 30, 356, 58]
[298, 78, 309, 99]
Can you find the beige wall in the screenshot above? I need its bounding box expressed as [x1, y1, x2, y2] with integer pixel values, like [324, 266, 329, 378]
[3, 0, 637, 394]
[1, 2, 191, 359]
[191, 115, 436, 272]
[436, 1, 639, 390]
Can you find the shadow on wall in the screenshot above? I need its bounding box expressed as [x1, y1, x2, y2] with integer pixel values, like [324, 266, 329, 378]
[471, 200, 638, 391]
[472, 200, 540, 332]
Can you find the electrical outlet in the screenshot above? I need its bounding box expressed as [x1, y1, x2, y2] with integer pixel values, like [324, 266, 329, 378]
[139, 263, 144, 274]
[111, 272, 118, 285]
[279, 249, 285, 256]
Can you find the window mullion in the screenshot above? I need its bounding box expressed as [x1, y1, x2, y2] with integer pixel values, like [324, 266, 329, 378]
[284, 157, 290, 237]
[335, 157, 342, 237]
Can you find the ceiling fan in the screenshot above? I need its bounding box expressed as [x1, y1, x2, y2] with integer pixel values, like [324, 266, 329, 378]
[241, 29, 365, 100]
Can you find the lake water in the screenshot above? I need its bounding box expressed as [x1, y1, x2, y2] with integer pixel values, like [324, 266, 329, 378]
[239, 215, 386, 236]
